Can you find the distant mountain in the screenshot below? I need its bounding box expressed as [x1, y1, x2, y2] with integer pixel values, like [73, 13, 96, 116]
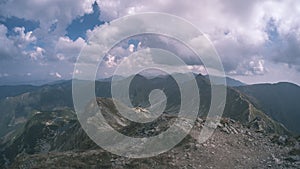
[98, 75, 126, 82]
[1, 74, 291, 134]
[236, 82, 300, 134]
[204, 75, 246, 87]
[0, 74, 289, 139]
[0, 85, 38, 100]
[120, 74, 287, 134]
[0, 80, 114, 139]
[225, 77, 246, 86]
[0, 76, 62, 86]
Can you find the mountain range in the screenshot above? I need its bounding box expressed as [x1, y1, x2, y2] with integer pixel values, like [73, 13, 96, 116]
[0, 74, 299, 168]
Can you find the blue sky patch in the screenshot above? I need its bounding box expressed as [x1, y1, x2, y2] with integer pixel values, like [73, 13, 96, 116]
[0, 16, 39, 36]
[66, 2, 105, 41]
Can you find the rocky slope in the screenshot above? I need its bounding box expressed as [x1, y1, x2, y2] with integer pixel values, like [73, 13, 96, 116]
[8, 116, 300, 169]
[0, 98, 299, 168]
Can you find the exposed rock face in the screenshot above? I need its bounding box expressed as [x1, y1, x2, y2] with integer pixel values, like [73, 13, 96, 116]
[8, 119, 300, 169]
[1, 98, 299, 169]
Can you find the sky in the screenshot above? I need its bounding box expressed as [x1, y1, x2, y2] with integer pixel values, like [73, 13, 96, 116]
[0, 0, 300, 85]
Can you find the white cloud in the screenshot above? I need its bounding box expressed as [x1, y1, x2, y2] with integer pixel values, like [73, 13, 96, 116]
[29, 47, 45, 60]
[74, 69, 82, 74]
[187, 65, 207, 75]
[228, 57, 267, 76]
[50, 72, 62, 78]
[96, 0, 300, 76]
[0, 24, 20, 60]
[0, 25, 43, 61]
[0, 0, 94, 63]
[0, 0, 95, 35]
[1, 0, 300, 83]
[249, 59, 266, 75]
[55, 72, 62, 78]
[128, 44, 135, 52]
[14, 27, 37, 46]
[55, 36, 86, 61]
[105, 54, 118, 68]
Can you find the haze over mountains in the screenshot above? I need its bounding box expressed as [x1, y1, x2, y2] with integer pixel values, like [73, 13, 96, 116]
[0, 74, 299, 168]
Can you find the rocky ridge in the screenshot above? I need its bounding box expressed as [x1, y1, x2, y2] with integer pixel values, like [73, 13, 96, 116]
[3, 99, 299, 169]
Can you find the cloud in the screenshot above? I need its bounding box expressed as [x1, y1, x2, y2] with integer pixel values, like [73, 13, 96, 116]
[96, 0, 300, 76]
[0, 0, 95, 64]
[228, 57, 267, 76]
[55, 36, 86, 62]
[0, 0, 300, 84]
[0, 0, 95, 36]
[128, 44, 135, 52]
[100, 47, 203, 77]
[249, 59, 266, 75]
[55, 72, 62, 78]
[0, 24, 42, 61]
[268, 30, 300, 68]
[187, 65, 207, 75]
[105, 54, 118, 68]
[13, 27, 36, 46]
[29, 47, 45, 60]
[0, 24, 20, 60]
[50, 72, 62, 78]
